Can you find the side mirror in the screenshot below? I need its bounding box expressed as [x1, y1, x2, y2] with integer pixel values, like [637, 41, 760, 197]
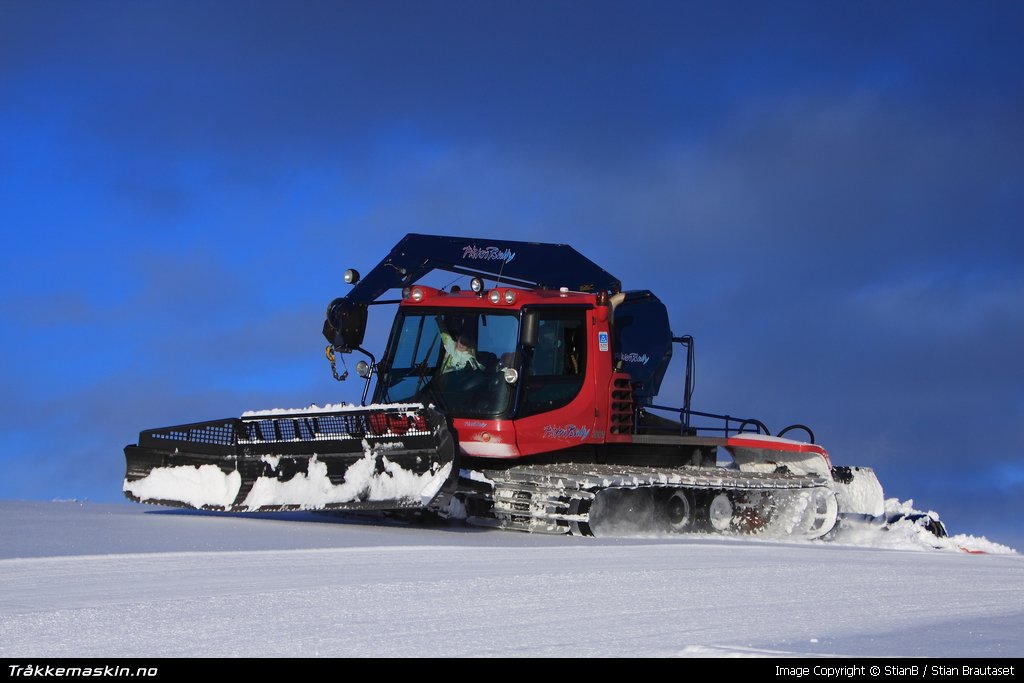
[521, 310, 539, 348]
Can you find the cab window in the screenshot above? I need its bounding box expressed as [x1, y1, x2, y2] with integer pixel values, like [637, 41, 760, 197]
[519, 309, 586, 417]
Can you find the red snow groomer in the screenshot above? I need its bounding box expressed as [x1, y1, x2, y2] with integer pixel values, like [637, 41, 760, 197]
[124, 234, 928, 539]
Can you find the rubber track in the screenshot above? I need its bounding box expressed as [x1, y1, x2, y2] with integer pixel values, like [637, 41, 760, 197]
[471, 463, 837, 537]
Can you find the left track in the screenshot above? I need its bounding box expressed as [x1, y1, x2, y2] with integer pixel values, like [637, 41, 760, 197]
[462, 463, 839, 539]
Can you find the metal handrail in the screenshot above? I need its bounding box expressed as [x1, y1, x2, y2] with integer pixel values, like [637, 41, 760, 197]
[646, 403, 770, 437]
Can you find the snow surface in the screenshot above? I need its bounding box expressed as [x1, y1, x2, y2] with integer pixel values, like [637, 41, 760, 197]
[0, 500, 1020, 658]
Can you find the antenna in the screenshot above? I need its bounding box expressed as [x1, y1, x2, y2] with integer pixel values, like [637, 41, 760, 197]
[495, 256, 507, 288]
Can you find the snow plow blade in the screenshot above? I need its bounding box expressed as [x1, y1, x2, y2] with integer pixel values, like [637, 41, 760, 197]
[123, 404, 457, 512]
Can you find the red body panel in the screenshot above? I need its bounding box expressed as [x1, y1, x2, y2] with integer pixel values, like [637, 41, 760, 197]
[725, 435, 829, 457]
[452, 418, 520, 458]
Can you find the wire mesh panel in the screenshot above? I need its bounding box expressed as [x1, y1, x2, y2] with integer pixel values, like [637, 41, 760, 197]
[143, 420, 240, 448]
[136, 406, 438, 456]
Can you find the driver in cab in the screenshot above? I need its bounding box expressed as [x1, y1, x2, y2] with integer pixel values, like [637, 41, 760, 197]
[436, 317, 481, 373]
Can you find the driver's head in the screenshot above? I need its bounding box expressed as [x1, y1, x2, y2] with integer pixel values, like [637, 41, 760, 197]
[447, 317, 471, 343]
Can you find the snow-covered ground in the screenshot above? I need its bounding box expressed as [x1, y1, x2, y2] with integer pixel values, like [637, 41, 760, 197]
[0, 500, 1020, 658]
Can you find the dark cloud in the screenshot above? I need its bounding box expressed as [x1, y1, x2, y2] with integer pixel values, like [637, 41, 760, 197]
[6, 1, 1019, 164]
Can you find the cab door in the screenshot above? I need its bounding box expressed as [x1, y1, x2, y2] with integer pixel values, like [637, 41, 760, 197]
[514, 307, 598, 455]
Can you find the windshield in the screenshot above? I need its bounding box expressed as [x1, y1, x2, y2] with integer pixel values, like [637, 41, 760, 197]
[375, 309, 520, 418]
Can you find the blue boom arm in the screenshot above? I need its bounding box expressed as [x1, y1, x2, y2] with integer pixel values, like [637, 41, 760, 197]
[323, 233, 621, 351]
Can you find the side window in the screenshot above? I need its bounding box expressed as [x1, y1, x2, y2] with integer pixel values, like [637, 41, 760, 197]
[519, 309, 586, 418]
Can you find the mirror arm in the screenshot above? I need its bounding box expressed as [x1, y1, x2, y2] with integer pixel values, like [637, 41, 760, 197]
[354, 347, 377, 406]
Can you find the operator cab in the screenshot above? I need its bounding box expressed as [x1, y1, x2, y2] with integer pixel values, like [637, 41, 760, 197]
[371, 286, 589, 420]
[376, 307, 520, 416]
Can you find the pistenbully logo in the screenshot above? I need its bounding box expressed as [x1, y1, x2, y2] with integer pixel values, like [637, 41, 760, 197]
[462, 245, 516, 264]
[615, 352, 651, 365]
[543, 424, 591, 440]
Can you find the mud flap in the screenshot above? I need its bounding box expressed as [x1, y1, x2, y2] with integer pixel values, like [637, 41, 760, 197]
[123, 404, 458, 512]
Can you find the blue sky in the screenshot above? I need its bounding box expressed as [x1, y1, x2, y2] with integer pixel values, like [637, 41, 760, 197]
[2, 0, 1022, 546]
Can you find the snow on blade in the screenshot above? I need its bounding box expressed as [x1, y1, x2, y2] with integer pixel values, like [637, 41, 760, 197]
[123, 465, 241, 509]
[416, 462, 453, 505]
[240, 441, 448, 510]
[241, 402, 423, 417]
